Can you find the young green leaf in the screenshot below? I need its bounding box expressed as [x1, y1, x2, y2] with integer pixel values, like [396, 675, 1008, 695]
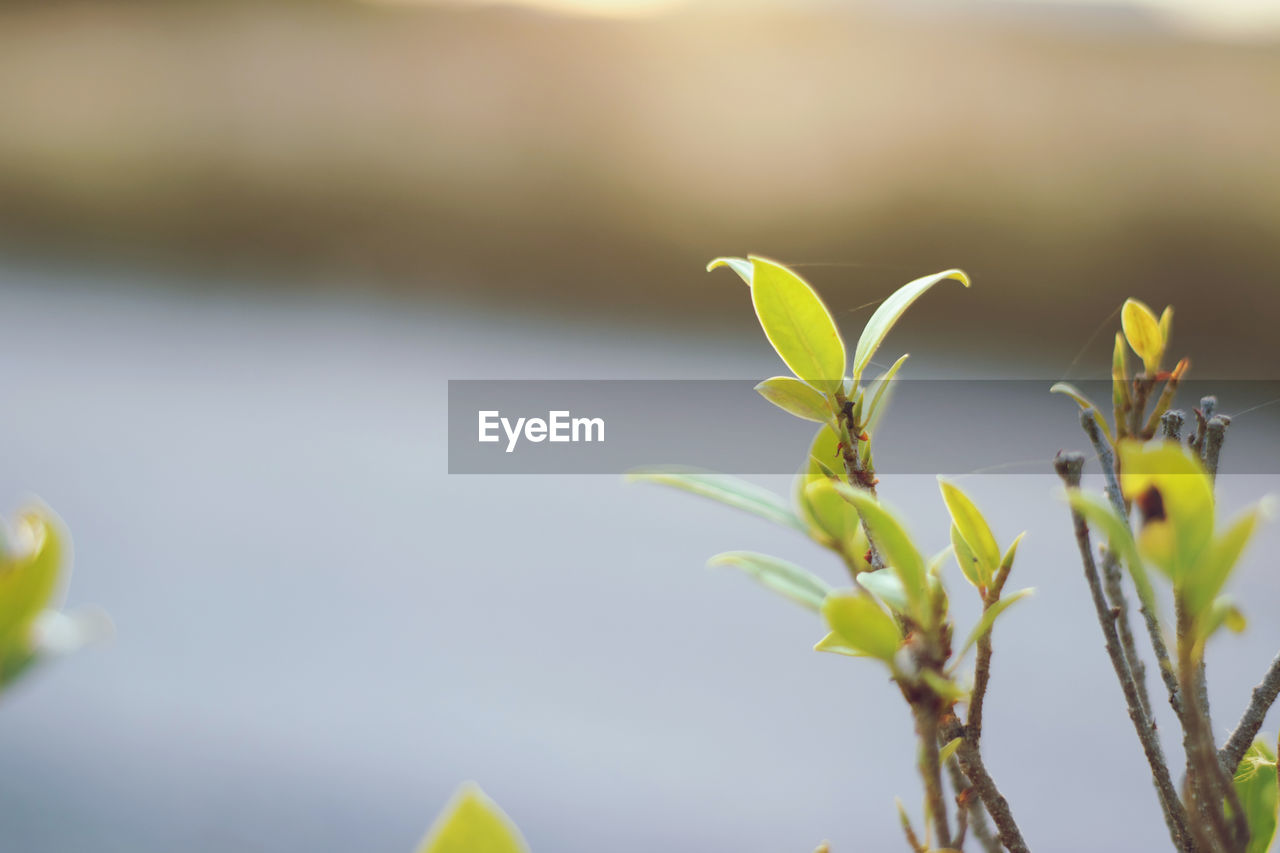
[822, 591, 902, 662]
[1232, 737, 1278, 853]
[1065, 489, 1165, 637]
[955, 588, 1034, 661]
[417, 783, 529, 853]
[707, 256, 754, 285]
[938, 480, 1001, 586]
[857, 567, 910, 614]
[862, 353, 910, 434]
[627, 468, 806, 533]
[1185, 504, 1264, 622]
[0, 509, 65, 646]
[1049, 382, 1113, 442]
[828, 483, 928, 624]
[1117, 440, 1215, 582]
[951, 523, 984, 589]
[921, 669, 969, 703]
[1121, 298, 1165, 374]
[814, 631, 870, 657]
[756, 376, 832, 423]
[749, 257, 846, 393]
[852, 269, 969, 381]
[708, 551, 833, 612]
[795, 425, 861, 547]
[939, 737, 963, 764]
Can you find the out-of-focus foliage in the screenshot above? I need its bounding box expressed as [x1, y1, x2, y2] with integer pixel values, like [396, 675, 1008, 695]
[418, 783, 529, 853]
[1233, 736, 1279, 853]
[0, 506, 107, 693]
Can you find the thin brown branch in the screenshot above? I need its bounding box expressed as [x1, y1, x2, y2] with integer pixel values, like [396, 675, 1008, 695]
[1219, 650, 1280, 775]
[914, 702, 952, 850]
[1080, 409, 1184, 720]
[1055, 452, 1192, 853]
[947, 757, 1000, 853]
[941, 716, 1030, 853]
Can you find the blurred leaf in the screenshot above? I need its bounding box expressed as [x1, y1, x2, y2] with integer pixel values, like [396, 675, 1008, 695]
[922, 669, 968, 703]
[1187, 505, 1264, 623]
[1232, 737, 1278, 853]
[852, 269, 969, 381]
[822, 591, 901, 662]
[796, 426, 861, 547]
[813, 631, 870, 658]
[756, 376, 832, 423]
[1066, 490, 1162, 629]
[0, 509, 65, 650]
[707, 551, 832, 612]
[951, 524, 983, 590]
[1050, 382, 1112, 442]
[1158, 306, 1174, 350]
[627, 468, 805, 533]
[939, 737, 963, 765]
[938, 480, 1000, 587]
[956, 588, 1033, 661]
[858, 567, 909, 614]
[707, 256, 754, 285]
[749, 257, 846, 393]
[994, 532, 1026, 595]
[418, 783, 529, 853]
[829, 483, 928, 624]
[1118, 440, 1214, 583]
[1112, 333, 1131, 437]
[1204, 596, 1247, 638]
[862, 353, 910, 434]
[1121, 298, 1165, 374]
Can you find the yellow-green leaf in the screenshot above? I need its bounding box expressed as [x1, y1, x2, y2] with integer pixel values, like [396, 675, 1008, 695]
[1158, 305, 1174, 347]
[417, 783, 529, 853]
[1186, 504, 1265, 621]
[822, 591, 902, 662]
[813, 630, 870, 657]
[862, 353, 910, 434]
[1121, 298, 1165, 375]
[627, 468, 806, 533]
[852, 269, 969, 381]
[0, 509, 66, 645]
[857, 567, 910, 614]
[938, 480, 1001, 586]
[755, 376, 832, 423]
[1050, 382, 1112, 442]
[951, 523, 984, 589]
[956, 588, 1033, 661]
[1118, 440, 1215, 582]
[708, 551, 833, 613]
[939, 737, 963, 764]
[1066, 490, 1164, 633]
[748, 257, 846, 393]
[795, 425, 861, 547]
[706, 256, 753, 285]
[828, 483, 928, 624]
[1233, 737, 1278, 853]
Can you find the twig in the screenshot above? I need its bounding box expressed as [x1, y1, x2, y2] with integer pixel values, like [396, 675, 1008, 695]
[1219, 650, 1280, 775]
[1203, 415, 1229, 485]
[914, 703, 952, 849]
[947, 757, 1000, 853]
[1080, 412, 1177, 717]
[1160, 409, 1184, 442]
[1055, 452, 1192, 852]
[941, 716, 1030, 853]
[1179, 633, 1247, 853]
[1102, 548, 1152, 720]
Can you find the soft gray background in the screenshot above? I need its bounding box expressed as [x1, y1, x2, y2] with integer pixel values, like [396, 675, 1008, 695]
[0, 264, 1277, 852]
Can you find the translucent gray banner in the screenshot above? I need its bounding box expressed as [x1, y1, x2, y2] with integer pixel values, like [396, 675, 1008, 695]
[447, 380, 1280, 474]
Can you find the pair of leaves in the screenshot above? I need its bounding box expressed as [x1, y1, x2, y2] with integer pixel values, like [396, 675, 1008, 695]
[1121, 298, 1172, 375]
[419, 784, 529, 853]
[710, 256, 969, 393]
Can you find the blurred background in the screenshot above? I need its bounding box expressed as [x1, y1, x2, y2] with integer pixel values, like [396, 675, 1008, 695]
[1, 0, 1279, 850]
